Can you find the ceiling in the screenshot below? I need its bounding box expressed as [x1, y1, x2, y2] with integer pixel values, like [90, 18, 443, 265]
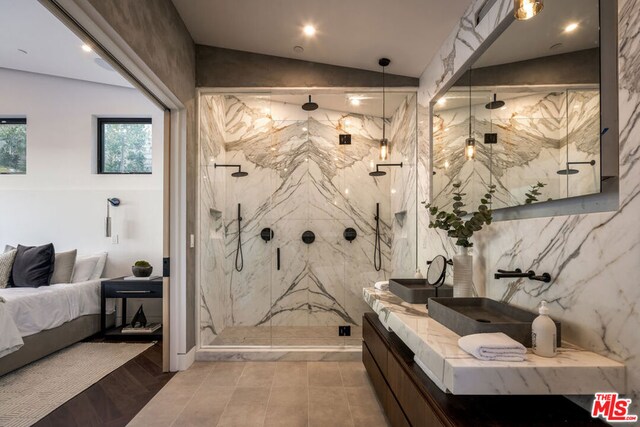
[171, 0, 472, 78]
[474, 0, 599, 68]
[0, 0, 131, 88]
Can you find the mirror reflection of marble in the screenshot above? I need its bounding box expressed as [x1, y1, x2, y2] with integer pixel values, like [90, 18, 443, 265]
[431, 0, 601, 210]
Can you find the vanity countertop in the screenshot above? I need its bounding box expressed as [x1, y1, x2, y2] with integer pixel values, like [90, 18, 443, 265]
[363, 287, 625, 395]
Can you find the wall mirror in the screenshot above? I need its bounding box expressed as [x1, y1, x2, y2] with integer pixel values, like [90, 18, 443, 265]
[431, 0, 618, 213]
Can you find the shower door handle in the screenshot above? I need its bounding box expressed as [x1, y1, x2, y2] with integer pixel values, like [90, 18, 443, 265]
[276, 248, 280, 271]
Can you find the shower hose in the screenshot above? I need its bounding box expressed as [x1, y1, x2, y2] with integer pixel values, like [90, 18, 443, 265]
[235, 203, 244, 272]
[374, 203, 382, 272]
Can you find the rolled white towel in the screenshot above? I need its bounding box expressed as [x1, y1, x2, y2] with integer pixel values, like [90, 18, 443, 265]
[374, 280, 389, 291]
[458, 332, 527, 362]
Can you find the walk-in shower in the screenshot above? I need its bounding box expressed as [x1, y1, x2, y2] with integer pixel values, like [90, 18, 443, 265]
[198, 90, 418, 353]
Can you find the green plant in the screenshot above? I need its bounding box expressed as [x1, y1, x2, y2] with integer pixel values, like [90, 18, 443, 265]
[424, 182, 496, 248]
[524, 182, 546, 204]
[134, 260, 151, 267]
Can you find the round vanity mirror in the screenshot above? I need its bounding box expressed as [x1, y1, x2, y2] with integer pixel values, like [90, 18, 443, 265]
[426, 255, 448, 288]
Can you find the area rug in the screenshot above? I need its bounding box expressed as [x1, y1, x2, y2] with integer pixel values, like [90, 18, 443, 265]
[0, 342, 153, 427]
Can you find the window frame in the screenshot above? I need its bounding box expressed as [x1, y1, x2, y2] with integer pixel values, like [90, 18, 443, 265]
[97, 117, 152, 175]
[0, 117, 27, 175]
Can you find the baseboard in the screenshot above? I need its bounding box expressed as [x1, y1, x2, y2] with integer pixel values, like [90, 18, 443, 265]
[174, 346, 196, 371]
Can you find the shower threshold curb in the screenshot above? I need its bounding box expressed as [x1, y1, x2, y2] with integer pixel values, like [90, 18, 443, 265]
[195, 346, 362, 362]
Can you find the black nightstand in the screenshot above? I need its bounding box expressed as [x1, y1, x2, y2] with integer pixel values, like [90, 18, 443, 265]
[101, 277, 163, 341]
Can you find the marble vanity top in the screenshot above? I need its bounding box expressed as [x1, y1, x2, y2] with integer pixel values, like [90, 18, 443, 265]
[363, 288, 625, 395]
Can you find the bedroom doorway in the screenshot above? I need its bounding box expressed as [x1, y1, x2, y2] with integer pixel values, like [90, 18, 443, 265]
[0, 0, 184, 374]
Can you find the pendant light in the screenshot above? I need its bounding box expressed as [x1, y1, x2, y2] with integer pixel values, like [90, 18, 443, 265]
[514, 0, 543, 21]
[379, 58, 390, 161]
[465, 72, 476, 161]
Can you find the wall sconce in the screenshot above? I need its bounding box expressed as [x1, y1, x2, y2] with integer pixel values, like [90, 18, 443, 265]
[514, 0, 543, 21]
[105, 197, 120, 237]
[379, 138, 389, 161]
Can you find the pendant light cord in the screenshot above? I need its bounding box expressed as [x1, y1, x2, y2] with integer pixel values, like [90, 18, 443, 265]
[382, 65, 386, 139]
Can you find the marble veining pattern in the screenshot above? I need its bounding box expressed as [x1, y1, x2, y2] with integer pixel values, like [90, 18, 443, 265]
[200, 94, 416, 346]
[417, 0, 640, 414]
[364, 288, 625, 395]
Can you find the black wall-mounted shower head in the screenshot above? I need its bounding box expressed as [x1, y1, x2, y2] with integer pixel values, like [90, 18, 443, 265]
[214, 163, 249, 177]
[556, 160, 596, 175]
[302, 95, 318, 111]
[369, 162, 403, 177]
[486, 94, 505, 110]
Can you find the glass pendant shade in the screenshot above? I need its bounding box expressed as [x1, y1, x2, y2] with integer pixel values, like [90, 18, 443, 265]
[465, 137, 476, 160]
[379, 138, 389, 160]
[514, 0, 543, 20]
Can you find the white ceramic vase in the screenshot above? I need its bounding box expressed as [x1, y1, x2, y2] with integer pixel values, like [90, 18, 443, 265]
[453, 246, 473, 297]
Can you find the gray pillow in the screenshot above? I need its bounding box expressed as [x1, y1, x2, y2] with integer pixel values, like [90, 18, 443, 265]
[51, 249, 77, 284]
[4, 245, 16, 253]
[0, 250, 16, 289]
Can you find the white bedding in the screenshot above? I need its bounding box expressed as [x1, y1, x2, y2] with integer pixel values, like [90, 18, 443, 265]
[0, 280, 115, 357]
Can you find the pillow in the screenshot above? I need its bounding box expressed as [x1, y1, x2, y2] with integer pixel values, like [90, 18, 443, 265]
[51, 249, 77, 284]
[71, 256, 100, 283]
[4, 245, 15, 253]
[10, 244, 56, 288]
[90, 252, 108, 280]
[0, 250, 16, 288]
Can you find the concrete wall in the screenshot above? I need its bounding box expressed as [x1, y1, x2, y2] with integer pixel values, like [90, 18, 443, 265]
[86, 0, 198, 350]
[196, 45, 419, 88]
[0, 68, 164, 322]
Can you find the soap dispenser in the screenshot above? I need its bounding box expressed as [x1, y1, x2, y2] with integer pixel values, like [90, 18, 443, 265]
[532, 300, 557, 357]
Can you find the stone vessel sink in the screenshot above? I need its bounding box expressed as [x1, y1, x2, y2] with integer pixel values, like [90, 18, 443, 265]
[389, 279, 453, 303]
[427, 297, 561, 348]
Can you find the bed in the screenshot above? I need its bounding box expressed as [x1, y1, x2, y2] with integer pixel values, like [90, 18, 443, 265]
[0, 280, 115, 376]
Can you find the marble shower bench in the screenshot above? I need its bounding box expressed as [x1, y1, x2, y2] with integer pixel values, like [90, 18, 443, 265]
[363, 287, 625, 395]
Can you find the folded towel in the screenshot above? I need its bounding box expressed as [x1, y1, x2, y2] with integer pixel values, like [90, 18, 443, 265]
[374, 280, 389, 291]
[458, 332, 527, 362]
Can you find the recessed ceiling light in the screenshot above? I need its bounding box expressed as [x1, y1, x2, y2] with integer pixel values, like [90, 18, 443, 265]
[437, 98, 446, 106]
[303, 25, 316, 37]
[549, 42, 563, 50]
[17, 48, 27, 54]
[564, 23, 579, 33]
[81, 44, 92, 52]
[293, 45, 304, 54]
[350, 98, 361, 106]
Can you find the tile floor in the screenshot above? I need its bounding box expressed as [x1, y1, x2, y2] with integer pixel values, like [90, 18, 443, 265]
[128, 360, 390, 427]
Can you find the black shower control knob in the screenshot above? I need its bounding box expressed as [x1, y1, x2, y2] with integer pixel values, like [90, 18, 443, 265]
[302, 231, 315, 244]
[261, 228, 274, 242]
[343, 228, 357, 242]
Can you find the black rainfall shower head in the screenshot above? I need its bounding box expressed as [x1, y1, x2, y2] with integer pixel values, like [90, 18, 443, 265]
[370, 162, 403, 177]
[556, 168, 579, 175]
[302, 95, 318, 111]
[556, 160, 596, 175]
[485, 94, 505, 110]
[214, 163, 249, 177]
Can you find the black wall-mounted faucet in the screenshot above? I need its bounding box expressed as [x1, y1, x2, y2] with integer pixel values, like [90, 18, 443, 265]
[494, 269, 551, 283]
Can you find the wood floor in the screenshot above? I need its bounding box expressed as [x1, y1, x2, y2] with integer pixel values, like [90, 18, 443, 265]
[34, 342, 173, 427]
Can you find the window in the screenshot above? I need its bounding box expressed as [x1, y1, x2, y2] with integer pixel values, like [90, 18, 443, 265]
[0, 118, 27, 174]
[98, 118, 152, 174]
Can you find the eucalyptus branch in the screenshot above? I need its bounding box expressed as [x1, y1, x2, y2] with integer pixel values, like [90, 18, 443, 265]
[424, 182, 496, 248]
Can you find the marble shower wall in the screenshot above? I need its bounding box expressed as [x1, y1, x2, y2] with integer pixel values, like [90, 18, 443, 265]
[418, 0, 640, 414]
[433, 90, 600, 211]
[200, 93, 416, 345]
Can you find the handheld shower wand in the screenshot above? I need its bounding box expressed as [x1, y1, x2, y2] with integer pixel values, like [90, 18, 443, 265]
[235, 203, 244, 272]
[374, 203, 382, 271]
